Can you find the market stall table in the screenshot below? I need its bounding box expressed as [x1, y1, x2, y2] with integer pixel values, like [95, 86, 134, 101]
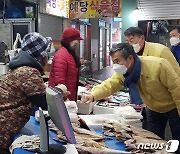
[13, 116, 78, 154]
[13, 116, 127, 154]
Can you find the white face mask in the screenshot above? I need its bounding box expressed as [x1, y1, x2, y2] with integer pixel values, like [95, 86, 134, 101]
[170, 37, 180, 46]
[113, 63, 127, 75]
[132, 44, 141, 53]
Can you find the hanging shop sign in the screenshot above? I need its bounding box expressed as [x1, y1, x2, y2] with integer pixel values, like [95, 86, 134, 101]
[46, 0, 69, 18]
[69, 0, 122, 18]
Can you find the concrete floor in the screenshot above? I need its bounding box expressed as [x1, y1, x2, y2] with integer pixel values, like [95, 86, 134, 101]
[92, 66, 115, 81]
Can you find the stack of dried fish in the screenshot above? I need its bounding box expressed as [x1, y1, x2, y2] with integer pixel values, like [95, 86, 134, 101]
[49, 121, 130, 154]
[103, 122, 168, 154]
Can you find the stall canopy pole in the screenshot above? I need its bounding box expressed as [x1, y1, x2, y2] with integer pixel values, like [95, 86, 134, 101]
[3, 0, 5, 24]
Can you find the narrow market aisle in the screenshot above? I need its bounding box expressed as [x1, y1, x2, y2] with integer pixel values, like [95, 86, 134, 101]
[92, 66, 115, 81]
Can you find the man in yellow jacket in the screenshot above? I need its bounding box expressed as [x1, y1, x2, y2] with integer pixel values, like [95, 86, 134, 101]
[124, 27, 180, 77]
[81, 43, 180, 143]
[124, 27, 180, 131]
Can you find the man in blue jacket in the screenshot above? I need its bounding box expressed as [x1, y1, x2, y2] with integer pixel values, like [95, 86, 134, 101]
[169, 26, 180, 65]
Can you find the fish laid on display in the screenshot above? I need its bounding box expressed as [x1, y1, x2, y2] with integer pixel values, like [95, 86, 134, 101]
[102, 122, 169, 154]
[50, 123, 105, 143]
[75, 144, 130, 154]
[49, 120, 130, 154]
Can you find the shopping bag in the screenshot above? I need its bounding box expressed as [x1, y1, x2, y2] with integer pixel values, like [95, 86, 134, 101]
[8, 33, 22, 61]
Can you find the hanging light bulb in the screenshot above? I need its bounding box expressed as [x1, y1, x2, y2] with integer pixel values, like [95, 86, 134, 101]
[131, 8, 144, 22]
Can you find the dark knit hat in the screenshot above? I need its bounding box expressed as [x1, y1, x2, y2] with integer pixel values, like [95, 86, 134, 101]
[62, 28, 83, 42]
[21, 32, 50, 60]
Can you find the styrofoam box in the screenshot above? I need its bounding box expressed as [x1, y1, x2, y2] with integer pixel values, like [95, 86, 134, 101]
[93, 103, 115, 114]
[118, 117, 142, 128]
[78, 114, 118, 129]
[77, 101, 96, 115]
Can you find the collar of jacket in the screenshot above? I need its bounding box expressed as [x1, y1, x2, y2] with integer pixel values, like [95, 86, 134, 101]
[9, 51, 43, 73]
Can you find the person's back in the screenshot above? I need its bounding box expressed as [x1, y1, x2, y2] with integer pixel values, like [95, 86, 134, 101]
[0, 65, 45, 150]
[138, 56, 180, 113]
[143, 41, 180, 77]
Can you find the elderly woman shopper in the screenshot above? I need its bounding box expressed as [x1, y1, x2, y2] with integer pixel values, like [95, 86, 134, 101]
[0, 32, 50, 154]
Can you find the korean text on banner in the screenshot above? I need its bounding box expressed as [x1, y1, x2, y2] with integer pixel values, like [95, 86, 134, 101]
[69, 0, 122, 18]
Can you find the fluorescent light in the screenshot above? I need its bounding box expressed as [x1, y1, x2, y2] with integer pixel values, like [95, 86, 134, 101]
[130, 8, 144, 22]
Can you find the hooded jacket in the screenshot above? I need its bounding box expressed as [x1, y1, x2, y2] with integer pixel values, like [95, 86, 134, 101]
[0, 51, 47, 150]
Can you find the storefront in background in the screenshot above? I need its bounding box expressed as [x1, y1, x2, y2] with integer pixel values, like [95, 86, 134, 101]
[0, 0, 36, 49]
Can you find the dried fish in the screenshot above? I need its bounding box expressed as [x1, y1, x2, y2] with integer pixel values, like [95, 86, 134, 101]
[103, 130, 115, 137]
[102, 122, 168, 154]
[103, 123, 114, 130]
[116, 130, 132, 140]
[73, 126, 105, 141]
[75, 144, 131, 154]
[129, 125, 162, 140]
[112, 122, 132, 132]
[49, 120, 129, 154]
[84, 139, 106, 148]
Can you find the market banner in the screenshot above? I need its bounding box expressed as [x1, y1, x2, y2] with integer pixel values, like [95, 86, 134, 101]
[69, 0, 122, 18]
[46, 0, 69, 18]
